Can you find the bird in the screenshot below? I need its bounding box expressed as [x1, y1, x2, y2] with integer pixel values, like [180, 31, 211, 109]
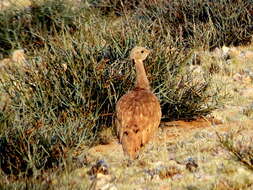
[115, 46, 161, 159]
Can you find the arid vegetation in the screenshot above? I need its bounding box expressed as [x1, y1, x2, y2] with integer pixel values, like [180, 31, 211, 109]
[0, 0, 252, 189]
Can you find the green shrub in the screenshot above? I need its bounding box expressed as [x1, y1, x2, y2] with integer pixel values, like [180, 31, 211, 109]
[93, 0, 253, 48]
[0, 0, 80, 54]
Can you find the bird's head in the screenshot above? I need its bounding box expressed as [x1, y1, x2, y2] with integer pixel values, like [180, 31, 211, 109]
[130, 46, 151, 62]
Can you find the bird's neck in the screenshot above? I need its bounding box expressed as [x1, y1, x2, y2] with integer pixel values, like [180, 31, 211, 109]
[134, 59, 150, 90]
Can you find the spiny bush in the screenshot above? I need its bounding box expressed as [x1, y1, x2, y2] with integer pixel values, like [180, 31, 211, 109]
[217, 129, 253, 171]
[90, 0, 140, 16]
[0, 0, 80, 54]
[0, 130, 65, 176]
[0, 0, 231, 178]
[93, 0, 253, 48]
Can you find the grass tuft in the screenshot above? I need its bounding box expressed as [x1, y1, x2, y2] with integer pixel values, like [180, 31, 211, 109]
[217, 129, 253, 171]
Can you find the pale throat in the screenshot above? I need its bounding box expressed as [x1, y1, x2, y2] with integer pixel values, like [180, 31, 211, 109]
[134, 59, 150, 90]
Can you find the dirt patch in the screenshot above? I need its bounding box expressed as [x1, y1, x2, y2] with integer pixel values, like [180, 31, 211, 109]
[87, 118, 223, 157]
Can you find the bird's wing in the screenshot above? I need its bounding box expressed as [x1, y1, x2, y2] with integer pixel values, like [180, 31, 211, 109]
[116, 90, 161, 144]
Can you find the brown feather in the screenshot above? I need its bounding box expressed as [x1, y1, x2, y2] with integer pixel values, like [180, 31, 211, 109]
[115, 47, 161, 159]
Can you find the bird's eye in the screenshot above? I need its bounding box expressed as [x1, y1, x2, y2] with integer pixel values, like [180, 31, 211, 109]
[141, 50, 144, 53]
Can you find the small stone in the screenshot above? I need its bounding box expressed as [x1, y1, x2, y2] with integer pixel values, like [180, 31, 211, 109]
[185, 158, 198, 172]
[88, 160, 109, 177]
[233, 73, 242, 81]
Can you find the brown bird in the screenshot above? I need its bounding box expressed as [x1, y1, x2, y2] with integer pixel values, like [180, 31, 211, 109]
[115, 46, 161, 159]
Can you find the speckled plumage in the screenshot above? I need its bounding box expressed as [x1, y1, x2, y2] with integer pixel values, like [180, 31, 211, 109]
[116, 47, 161, 159]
